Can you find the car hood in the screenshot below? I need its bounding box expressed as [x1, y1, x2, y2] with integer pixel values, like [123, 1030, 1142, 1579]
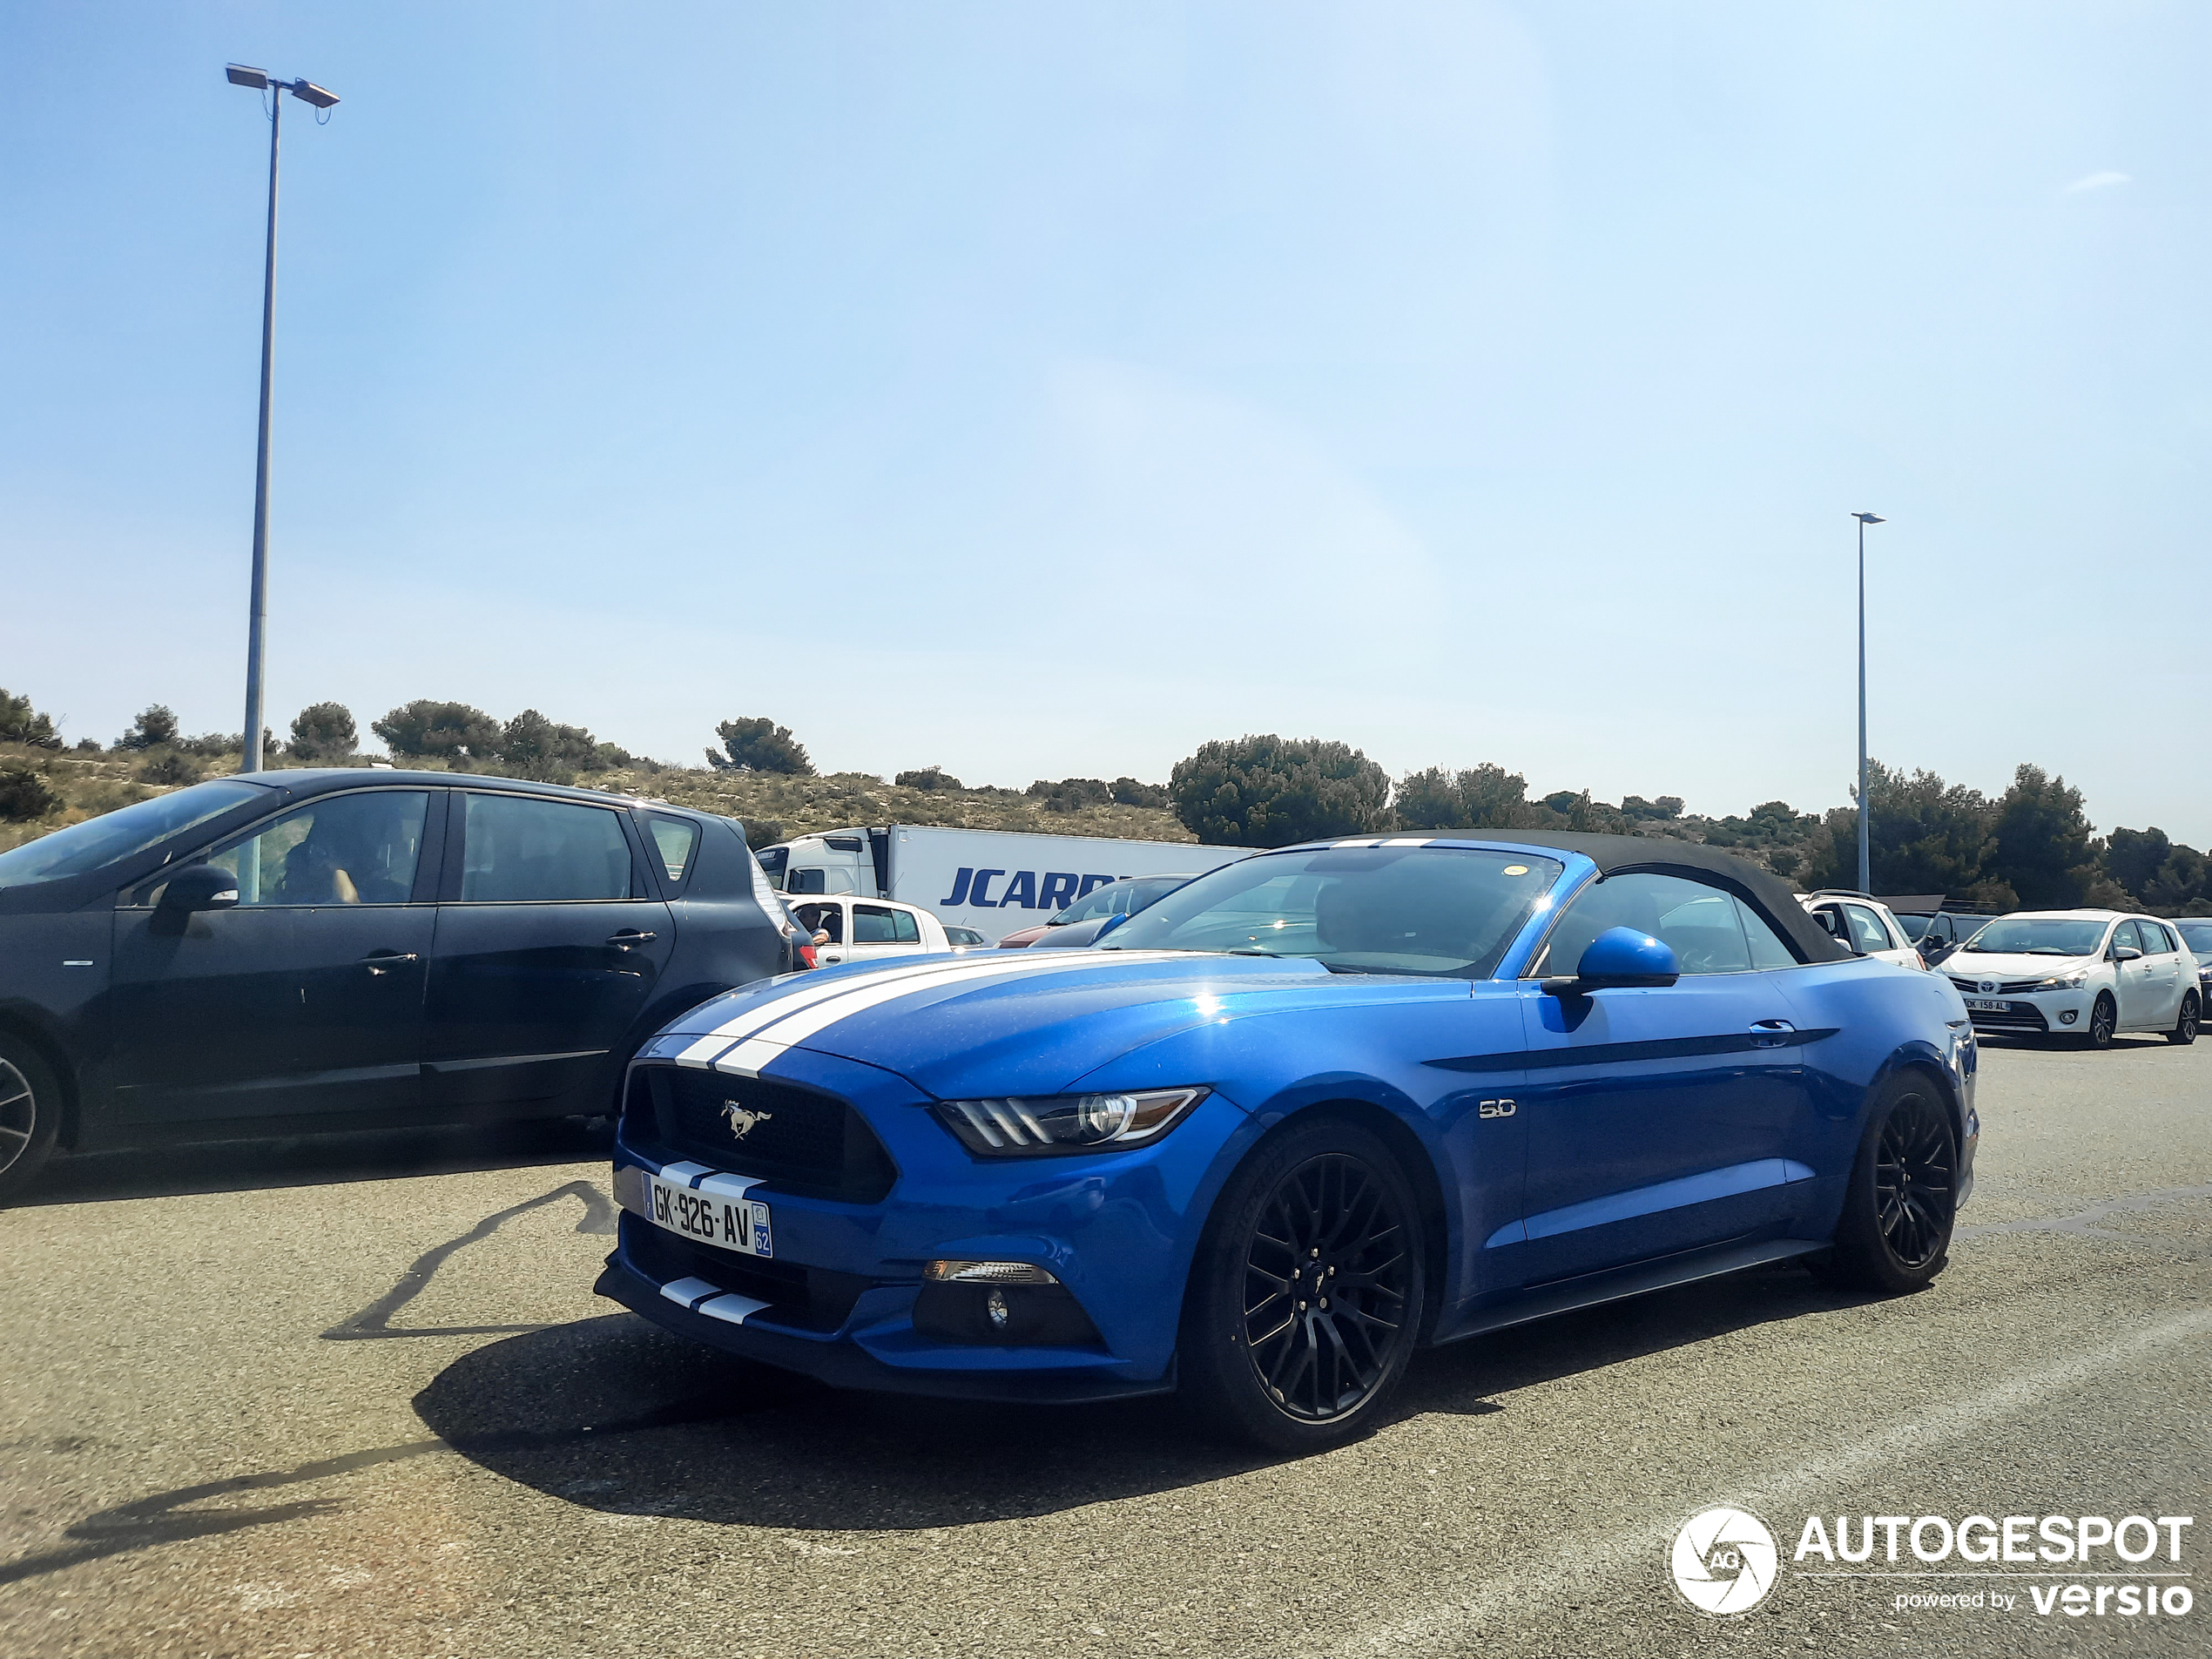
[653, 948, 1474, 1099]
[1945, 953, 2097, 981]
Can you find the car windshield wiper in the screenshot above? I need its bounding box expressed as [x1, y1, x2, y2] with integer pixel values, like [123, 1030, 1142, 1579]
[1224, 947, 1278, 956]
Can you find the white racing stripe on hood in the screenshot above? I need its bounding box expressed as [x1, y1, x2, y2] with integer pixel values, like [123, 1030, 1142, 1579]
[677, 949, 1192, 1074]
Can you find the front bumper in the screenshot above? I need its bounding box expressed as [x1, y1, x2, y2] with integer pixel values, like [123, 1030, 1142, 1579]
[1958, 988, 2090, 1035]
[594, 1045, 1254, 1403]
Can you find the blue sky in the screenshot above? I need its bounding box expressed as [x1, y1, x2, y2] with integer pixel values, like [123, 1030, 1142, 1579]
[4, 3, 2207, 841]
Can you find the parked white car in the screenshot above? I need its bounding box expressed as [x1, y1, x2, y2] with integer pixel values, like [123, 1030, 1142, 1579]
[787, 896, 953, 968]
[1798, 891, 1925, 970]
[1942, 910, 2202, 1049]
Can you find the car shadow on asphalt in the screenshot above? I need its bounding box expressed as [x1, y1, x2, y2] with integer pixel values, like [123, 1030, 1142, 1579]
[26, 1117, 614, 1206]
[414, 1260, 1879, 1529]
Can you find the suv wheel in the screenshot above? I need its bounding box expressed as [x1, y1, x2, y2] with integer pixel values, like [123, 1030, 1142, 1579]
[2081, 993, 2118, 1050]
[2170, 993, 2200, 1047]
[1179, 1118, 1425, 1453]
[1810, 1076, 1958, 1295]
[0, 1040, 63, 1205]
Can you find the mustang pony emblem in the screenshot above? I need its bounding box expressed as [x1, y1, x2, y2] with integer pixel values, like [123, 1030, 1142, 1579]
[722, 1103, 773, 1140]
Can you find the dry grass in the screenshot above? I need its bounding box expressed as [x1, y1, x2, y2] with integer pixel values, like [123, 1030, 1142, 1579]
[0, 745, 1190, 855]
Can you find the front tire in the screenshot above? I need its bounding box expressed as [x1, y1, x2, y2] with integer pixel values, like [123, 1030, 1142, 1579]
[0, 1041, 63, 1206]
[2080, 993, 2118, 1050]
[1179, 1118, 1425, 1453]
[1811, 1076, 1958, 1294]
[2170, 993, 2200, 1046]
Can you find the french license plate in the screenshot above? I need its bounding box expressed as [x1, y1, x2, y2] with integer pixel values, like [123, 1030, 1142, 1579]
[644, 1171, 773, 1258]
[1966, 998, 2009, 1013]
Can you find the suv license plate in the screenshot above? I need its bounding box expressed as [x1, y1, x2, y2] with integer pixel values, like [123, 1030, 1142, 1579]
[644, 1171, 773, 1258]
[1966, 998, 2009, 1012]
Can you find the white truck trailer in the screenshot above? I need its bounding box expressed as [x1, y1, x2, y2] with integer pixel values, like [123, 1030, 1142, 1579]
[756, 825, 1249, 945]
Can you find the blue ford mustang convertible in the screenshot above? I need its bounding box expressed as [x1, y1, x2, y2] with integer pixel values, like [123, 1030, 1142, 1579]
[596, 833, 1978, 1451]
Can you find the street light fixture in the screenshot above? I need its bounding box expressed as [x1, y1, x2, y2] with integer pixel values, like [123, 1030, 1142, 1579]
[1851, 512, 1885, 896]
[226, 64, 341, 772]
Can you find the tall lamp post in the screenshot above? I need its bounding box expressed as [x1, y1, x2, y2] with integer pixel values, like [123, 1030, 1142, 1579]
[1851, 511, 1885, 895]
[226, 64, 340, 772]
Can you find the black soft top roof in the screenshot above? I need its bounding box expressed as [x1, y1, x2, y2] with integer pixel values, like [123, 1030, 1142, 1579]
[1493, 831, 1851, 965]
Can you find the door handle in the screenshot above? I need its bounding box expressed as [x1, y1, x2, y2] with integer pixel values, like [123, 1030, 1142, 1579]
[606, 930, 658, 948]
[359, 950, 420, 976]
[1749, 1018, 1796, 1047]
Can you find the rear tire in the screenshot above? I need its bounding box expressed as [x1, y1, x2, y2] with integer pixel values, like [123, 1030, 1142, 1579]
[1810, 1076, 1958, 1295]
[1179, 1117, 1426, 1453]
[2080, 993, 2118, 1050]
[2170, 993, 2200, 1047]
[0, 1040, 63, 1206]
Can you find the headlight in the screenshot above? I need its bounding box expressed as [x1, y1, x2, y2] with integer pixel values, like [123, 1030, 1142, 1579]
[2032, 970, 2088, 991]
[934, 1088, 1207, 1157]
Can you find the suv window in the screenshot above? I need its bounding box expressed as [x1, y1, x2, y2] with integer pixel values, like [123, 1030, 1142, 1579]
[2110, 921, 2142, 954]
[853, 904, 906, 945]
[892, 907, 921, 944]
[645, 815, 701, 884]
[1844, 904, 1892, 954]
[2139, 920, 2175, 954]
[460, 794, 635, 903]
[794, 901, 844, 943]
[144, 790, 429, 907]
[1540, 872, 1786, 977]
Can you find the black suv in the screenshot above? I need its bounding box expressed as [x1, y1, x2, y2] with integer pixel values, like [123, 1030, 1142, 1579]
[0, 771, 803, 1199]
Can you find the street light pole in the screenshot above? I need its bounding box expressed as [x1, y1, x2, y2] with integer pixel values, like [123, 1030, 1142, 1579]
[1852, 511, 1885, 895]
[226, 65, 340, 772]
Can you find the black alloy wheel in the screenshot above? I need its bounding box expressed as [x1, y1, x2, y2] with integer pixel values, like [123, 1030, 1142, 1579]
[0, 1042, 62, 1204]
[1242, 1153, 1414, 1422]
[1811, 1079, 1959, 1294]
[1872, 1092, 1957, 1271]
[1181, 1119, 1425, 1452]
[2169, 994, 2200, 1047]
[2085, 993, 2118, 1050]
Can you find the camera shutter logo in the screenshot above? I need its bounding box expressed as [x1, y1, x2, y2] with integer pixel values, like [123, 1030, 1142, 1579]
[1670, 1507, 1780, 1615]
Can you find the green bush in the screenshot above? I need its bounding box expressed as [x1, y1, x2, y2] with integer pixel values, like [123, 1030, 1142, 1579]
[0, 762, 59, 821]
[1170, 735, 1391, 847]
[706, 718, 813, 775]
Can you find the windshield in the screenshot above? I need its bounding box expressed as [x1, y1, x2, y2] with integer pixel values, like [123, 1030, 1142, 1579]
[1051, 873, 1190, 925]
[0, 779, 273, 887]
[1096, 845, 1563, 978]
[2176, 921, 2212, 956]
[1962, 917, 2110, 957]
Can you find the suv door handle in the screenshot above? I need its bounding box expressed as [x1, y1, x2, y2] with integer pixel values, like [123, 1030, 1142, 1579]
[606, 930, 658, 948]
[359, 950, 420, 976]
[1749, 1019, 1797, 1047]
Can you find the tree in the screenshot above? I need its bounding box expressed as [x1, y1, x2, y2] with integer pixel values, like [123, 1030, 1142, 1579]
[1990, 764, 2096, 908]
[0, 689, 60, 749]
[288, 701, 358, 760]
[896, 766, 963, 792]
[498, 709, 605, 780]
[0, 761, 58, 821]
[372, 699, 501, 762]
[1110, 777, 1170, 809]
[116, 705, 179, 751]
[706, 718, 813, 775]
[1170, 735, 1391, 847]
[1622, 794, 1683, 821]
[1393, 764, 1529, 832]
[2105, 826, 2172, 900]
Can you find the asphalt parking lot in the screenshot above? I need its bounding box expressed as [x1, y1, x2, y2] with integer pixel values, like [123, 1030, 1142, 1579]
[2, 1035, 2206, 1659]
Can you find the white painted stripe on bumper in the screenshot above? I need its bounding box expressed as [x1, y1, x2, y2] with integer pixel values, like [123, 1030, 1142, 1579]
[657, 1275, 772, 1325]
[658, 1160, 714, 1188]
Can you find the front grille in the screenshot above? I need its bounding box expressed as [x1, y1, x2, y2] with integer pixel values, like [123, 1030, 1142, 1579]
[1949, 976, 2046, 996]
[1966, 1005, 2049, 1032]
[622, 1214, 874, 1333]
[627, 1065, 898, 1204]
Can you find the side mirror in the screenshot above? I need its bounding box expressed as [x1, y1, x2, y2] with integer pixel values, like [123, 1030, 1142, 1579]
[158, 863, 240, 914]
[1543, 927, 1681, 996]
[2110, 944, 2143, 962]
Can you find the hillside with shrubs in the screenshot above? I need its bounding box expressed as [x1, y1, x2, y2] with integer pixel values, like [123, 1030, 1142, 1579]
[3, 686, 2206, 917]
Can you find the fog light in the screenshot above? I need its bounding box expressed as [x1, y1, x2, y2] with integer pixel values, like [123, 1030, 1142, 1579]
[986, 1287, 1010, 1329]
[2059, 1009, 2078, 1025]
[924, 1259, 1060, 1285]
